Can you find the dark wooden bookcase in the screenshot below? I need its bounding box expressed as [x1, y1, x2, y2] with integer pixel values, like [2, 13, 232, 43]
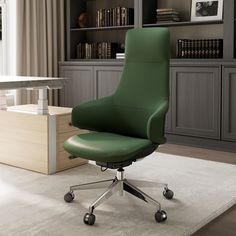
[66, 0, 235, 60]
[66, 0, 135, 60]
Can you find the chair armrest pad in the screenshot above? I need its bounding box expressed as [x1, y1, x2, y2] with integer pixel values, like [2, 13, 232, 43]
[147, 100, 169, 144]
[72, 96, 114, 132]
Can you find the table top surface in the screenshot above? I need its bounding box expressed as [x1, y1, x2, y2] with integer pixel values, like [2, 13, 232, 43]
[7, 104, 72, 115]
[0, 76, 67, 90]
[0, 76, 65, 82]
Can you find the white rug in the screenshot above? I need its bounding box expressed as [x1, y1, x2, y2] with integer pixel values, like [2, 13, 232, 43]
[0, 152, 236, 236]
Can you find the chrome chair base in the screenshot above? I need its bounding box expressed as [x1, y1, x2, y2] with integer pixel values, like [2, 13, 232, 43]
[64, 168, 174, 225]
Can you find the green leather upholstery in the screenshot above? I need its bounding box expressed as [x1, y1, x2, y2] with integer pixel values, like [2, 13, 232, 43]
[65, 132, 152, 163]
[64, 28, 170, 163]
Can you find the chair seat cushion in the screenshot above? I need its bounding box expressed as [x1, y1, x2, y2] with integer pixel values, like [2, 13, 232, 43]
[63, 132, 153, 163]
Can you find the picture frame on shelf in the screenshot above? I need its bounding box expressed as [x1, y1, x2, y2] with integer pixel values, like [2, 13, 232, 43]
[191, 0, 223, 22]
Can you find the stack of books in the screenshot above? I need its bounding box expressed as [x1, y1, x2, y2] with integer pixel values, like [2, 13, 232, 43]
[177, 39, 223, 59]
[77, 42, 118, 59]
[96, 7, 134, 27]
[116, 53, 125, 59]
[156, 8, 180, 23]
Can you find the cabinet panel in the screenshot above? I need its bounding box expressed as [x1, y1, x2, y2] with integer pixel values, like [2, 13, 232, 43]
[165, 69, 172, 133]
[165, 107, 171, 133]
[171, 66, 221, 139]
[59, 65, 94, 107]
[94, 66, 123, 99]
[222, 67, 236, 141]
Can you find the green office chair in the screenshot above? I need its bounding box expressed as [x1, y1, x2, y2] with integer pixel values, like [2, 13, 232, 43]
[63, 28, 173, 225]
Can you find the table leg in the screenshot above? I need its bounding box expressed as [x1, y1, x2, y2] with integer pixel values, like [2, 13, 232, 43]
[38, 88, 49, 115]
[0, 90, 7, 110]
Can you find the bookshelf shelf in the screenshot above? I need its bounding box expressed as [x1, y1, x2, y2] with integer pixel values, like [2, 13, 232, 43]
[143, 20, 223, 28]
[70, 25, 134, 32]
[67, 59, 123, 62]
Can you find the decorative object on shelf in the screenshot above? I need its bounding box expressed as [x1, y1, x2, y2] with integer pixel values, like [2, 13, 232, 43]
[156, 8, 180, 23]
[96, 7, 134, 27]
[191, 0, 223, 22]
[177, 38, 223, 59]
[120, 43, 125, 51]
[78, 12, 88, 28]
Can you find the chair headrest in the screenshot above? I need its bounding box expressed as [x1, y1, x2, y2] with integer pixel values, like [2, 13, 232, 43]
[125, 28, 170, 63]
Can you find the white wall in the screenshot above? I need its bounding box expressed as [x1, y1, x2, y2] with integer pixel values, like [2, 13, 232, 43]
[0, 0, 16, 75]
[0, 0, 16, 105]
[0, 1, 6, 75]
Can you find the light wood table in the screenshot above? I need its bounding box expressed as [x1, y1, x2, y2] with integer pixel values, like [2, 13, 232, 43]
[0, 75, 66, 114]
[0, 76, 88, 174]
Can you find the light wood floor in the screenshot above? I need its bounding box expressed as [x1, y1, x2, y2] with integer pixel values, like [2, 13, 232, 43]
[159, 143, 236, 236]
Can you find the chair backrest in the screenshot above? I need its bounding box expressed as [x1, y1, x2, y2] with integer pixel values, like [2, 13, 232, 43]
[112, 28, 170, 141]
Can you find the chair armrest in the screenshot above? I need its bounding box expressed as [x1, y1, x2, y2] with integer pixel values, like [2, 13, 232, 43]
[71, 96, 114, 132]
[147, 100, 169, 144]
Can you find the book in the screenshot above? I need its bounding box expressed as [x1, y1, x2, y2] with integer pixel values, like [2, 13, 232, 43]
[156, 12, 180, 16]
[121, 7, 126, 26]
[156, 8, 179, 13]
[156, 17, 180, 22]
[116, 53, 125, 59]
[116, 6, 121, 26]
[156, 8, 180, 23]
[127, 8, 134, 25]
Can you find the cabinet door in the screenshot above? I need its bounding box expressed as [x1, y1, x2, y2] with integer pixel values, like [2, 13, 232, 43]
[59, 65, 94, 107]
[222, 67, 236, 141]
[94, 66, 123, 99]
[171, 66, 221, 139]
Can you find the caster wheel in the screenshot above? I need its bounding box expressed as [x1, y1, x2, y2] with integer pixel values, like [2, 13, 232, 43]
[64, 191, 75, 203]
[84, 213, 96, 225]
[155, 210, 167, 223]
[163, 189, 174, 200]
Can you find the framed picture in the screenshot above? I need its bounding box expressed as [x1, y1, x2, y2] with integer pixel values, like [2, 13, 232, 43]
[191, 0, 223, 22]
